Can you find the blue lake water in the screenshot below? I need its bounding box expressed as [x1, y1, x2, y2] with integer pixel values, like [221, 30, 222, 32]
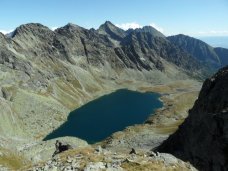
[43, 89, 163, 144]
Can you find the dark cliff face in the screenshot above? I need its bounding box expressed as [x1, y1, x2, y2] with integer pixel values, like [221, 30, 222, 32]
[167, 34, 221, 68]
[157, 66, 228, 171]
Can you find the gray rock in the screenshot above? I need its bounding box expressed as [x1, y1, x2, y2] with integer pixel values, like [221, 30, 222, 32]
[84, 162, 106, 171]
[129, 148, 136, 154]
[94, 145, 102, 154]
[52, 140, 73, 157]
[157, 66, 228, 171]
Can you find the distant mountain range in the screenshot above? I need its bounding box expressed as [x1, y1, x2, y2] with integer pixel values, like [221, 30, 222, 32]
[2, 21, 227, 76]
[167, 34, 226, 68]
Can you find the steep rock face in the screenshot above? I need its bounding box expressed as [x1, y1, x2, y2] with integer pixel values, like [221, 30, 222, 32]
[119, 31, 201, 73]
[55, 23, 127, 68]
[11, 23, 57, 58]
[0, 33, 14, 66]
[168, 34, 221, 68]
[0, 33, 32, 75]
[157, 66, 228, 170]
[214, 47, 228, 67]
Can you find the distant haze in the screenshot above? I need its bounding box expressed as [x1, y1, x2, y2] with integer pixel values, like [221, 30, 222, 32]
[198, 36, 228, 48]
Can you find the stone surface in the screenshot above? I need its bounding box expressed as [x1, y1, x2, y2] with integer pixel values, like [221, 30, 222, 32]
[27, 146, 197, 171]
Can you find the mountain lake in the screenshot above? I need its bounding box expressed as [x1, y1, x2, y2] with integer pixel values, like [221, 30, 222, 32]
[44, 89, 163, 144]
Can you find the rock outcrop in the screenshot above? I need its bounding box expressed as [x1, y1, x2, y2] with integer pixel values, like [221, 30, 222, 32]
[28, 147, 197, 171]
[52, 140, 73, 157]
[157, 66, 228, 170]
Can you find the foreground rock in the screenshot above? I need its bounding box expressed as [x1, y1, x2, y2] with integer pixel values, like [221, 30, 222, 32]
[20, 137, 88, 163]
[157, 66, 228, 170]
[26, 146, 196, 171]
[52, 140, 73, 157]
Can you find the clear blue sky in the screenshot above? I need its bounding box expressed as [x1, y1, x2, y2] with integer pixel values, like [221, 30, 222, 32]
[0, 0, 228, 36]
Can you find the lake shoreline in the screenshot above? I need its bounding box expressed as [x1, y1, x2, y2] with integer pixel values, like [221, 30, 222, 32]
[44, 89, 163, 144]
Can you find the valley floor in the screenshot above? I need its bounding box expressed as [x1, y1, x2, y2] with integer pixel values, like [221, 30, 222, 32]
[0, 79, 201, 170]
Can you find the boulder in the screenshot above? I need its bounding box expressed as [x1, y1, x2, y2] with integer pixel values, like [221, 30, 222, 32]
[52, 140, 73, 157]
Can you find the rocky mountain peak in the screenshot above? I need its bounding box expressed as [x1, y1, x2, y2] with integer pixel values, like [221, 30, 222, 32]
[157, 66, 228, 170]
[100, 21, 119, 30]
[97, 21, 126, 41]
[54, 23, 86, 37]
[62, 23, 83, 30]
[11, 23, 51, 38]
[103, 20, 115, 27]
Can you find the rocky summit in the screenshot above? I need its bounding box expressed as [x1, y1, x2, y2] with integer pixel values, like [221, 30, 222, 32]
[157, 66, 228, 171]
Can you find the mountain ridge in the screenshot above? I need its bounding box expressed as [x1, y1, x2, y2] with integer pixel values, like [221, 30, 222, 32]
[2, 22, 228, 72]
[6, 21, 209, 75]
[167, 34, 221, 68]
